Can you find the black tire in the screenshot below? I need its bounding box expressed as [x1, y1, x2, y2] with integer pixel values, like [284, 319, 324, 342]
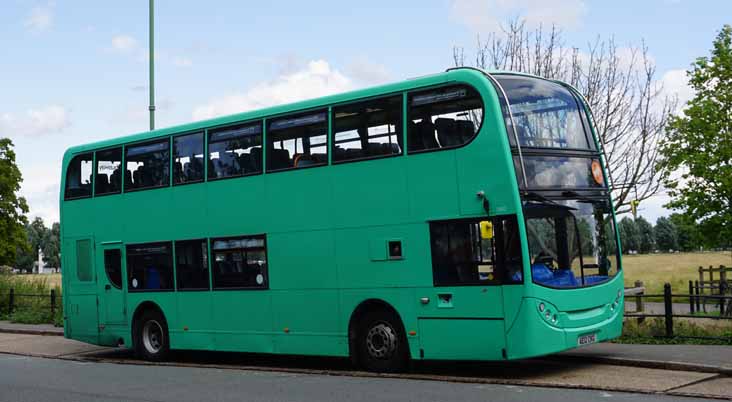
[133, 309, 170, 362]
[355, 311, 409, 373]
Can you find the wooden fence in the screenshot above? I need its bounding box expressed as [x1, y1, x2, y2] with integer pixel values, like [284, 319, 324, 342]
[624, 283, 732, 341]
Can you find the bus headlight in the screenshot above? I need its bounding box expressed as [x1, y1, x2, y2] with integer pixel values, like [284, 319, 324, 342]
[537, 300, 560, 326]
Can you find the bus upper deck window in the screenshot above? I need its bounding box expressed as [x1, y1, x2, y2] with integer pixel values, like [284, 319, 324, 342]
[267, 112, 328, 171]
[208, 123, 263, 179]
[407, 85, 483, 153]
[332, 96, 402, 162]
[95, 147, 122, 195]
[64, 152, 93, 200]
[174, 132, 205, 184]
[125, 139, 170, 191]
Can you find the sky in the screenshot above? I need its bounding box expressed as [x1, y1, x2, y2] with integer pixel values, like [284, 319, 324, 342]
[1, 0, 730, 225]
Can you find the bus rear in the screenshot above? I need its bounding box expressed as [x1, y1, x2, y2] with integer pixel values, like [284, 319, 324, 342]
[490, 72, 624, 359]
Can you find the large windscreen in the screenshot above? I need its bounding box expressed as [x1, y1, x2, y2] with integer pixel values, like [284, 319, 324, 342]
[495, 75, 594, 150]
[522, 199, 619, 288]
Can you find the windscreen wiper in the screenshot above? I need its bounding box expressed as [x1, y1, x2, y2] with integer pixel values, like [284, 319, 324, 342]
[523, 191, 560, 205]
[562, 190, 604, 204]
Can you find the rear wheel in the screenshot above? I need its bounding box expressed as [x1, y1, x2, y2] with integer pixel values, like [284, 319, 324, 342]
[355, 311, 408, 373]
[133, 309, 170, 361]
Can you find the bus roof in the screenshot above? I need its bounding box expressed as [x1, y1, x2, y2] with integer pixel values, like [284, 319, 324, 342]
[61, 68, 533, 159]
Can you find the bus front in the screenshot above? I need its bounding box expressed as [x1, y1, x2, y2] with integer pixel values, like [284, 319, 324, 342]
[493, 74, 623, 359]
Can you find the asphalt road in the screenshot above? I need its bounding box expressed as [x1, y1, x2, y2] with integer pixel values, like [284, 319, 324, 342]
[0, 353, 715, 402]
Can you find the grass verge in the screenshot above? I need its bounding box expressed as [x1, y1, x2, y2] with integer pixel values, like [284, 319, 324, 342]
[0, 274, 62, 326]
[617, 318, 732, 345]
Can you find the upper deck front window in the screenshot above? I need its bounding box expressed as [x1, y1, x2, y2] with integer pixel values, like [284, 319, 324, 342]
[495, 75, 593, 150]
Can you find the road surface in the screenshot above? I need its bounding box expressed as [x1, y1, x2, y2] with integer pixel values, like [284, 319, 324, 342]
[0, 353, 717, 402]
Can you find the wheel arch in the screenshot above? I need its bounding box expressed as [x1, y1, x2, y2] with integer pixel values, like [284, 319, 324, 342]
[130, 301, 167, 331]
[347, 298, 408, 361]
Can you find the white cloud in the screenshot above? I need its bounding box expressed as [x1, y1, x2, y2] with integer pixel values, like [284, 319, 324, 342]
[111, 35, 138, 53]
[193, 60, 353, 120]
[660, 68, 694, 113]
[449, 0, 587, 33]
[0, 105, 71, 137]
[20, 164, 61, 225]
[346, 57, 391, 85]
[24, 3, 54, 33]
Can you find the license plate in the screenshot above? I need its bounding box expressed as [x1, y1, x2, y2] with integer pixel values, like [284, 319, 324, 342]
[578, 333, 597, 346]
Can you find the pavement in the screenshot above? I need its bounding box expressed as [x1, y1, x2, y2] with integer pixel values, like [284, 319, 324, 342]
[0, 321, 730, 400]
[0, 321, 63, 336]
[559, 343, 732, 374]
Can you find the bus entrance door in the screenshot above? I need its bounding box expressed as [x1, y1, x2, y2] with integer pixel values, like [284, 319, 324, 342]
[63, 236, 99, 344]
[97, 243, 127, 339]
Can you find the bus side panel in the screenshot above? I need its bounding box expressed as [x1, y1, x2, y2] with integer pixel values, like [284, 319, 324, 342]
[419, 319, 505, 360]
[415, 286, 506, 360]
[172, 291, 214, 351]
[62, 236, 100, 345]
[405, 151, 459, 220]
[268, 231, 344, 356]
[334, 224, 432, 289]
[271, 290, 345, 356]
[331, 157, 410, 229]
[211, 291, 273, 353]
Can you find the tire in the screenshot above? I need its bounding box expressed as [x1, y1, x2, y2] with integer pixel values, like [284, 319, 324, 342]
[133, 309, 170, 362]
[355, 311, 409, 373]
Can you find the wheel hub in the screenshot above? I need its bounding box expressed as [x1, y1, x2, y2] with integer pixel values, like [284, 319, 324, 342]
[365, 323, 397, 360]
[142, 320, 163, 354]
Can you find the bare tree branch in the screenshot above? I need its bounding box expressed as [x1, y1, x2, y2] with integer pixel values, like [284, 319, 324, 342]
[452, 19, 676, 214]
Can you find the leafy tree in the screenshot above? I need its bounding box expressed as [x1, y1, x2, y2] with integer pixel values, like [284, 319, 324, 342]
[14, 218, 49, 273]
[635, 217, 655, 254]
[0, 138, 29, 266]
[669, 213, 703, 251]
[42, 222, 61, 270]
[655, 217, 679, 252]
[658, 25, 732, 242]
[618, 217, 640, 254]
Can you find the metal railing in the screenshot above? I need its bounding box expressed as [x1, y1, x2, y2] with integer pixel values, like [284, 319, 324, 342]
[0, 289, 62, 320]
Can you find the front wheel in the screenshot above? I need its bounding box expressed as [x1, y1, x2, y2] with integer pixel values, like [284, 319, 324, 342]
[355, 311, 409, 373]
[133, 310, 170, 362]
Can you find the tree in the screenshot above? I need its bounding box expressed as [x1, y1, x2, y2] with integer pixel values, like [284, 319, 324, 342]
[14, 218, 48, 273]
[635, 216, 655, 254]
[618, 217, 639, 254]
[668, 213, 703, 251]
[43, 222, 61, 271]
[658, 25, 732, 242]
[0, 138, 29, 266]
[453, 19, 675, 215]
[655, 217, 679, 252]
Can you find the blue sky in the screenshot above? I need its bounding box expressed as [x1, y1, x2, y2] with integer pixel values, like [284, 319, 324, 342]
[1, 0, 730, 224]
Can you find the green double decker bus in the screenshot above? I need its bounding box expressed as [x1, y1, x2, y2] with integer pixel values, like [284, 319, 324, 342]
[60, 67, 623, 372]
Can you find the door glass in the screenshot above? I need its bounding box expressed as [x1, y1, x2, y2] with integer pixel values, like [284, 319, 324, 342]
[104, 249, 122, 289]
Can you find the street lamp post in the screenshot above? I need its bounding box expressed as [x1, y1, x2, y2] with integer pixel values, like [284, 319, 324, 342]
[149, 0, 155, 131]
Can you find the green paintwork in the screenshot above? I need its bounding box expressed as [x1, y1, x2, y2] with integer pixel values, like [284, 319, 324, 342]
[60, 69, 624, 361]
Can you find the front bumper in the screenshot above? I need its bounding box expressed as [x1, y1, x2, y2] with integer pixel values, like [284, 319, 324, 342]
[505, 297, 623, 360]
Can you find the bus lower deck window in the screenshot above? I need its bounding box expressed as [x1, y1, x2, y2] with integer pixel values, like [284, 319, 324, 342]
[429, 216, 522, 286]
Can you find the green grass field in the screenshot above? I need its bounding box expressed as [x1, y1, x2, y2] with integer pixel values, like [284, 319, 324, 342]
[622, 251, 732, 294]
[13, 273, 62, 290]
